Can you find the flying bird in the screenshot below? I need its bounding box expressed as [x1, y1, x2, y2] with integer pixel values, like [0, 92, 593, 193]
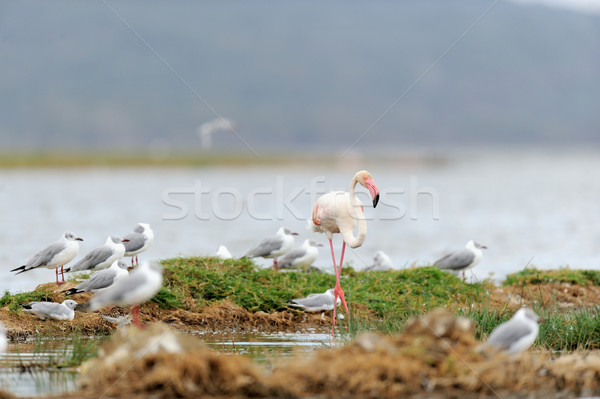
[22, 300, 78, 321]
[310, 170, 380, 334]
[65, 236, 129, 273]
[434, 240, 487, 280]
[62, 260, 129, 296]
[277, 239, 323, 270]
[244, 227, 298, 270]
[363, 250, 392, 272]
[11, 232, 83, 285]
[289, 288, 340, 313]
[123, 223, 154, 267]
[84, 261, 164, 327]
[486, 308, 542, 355]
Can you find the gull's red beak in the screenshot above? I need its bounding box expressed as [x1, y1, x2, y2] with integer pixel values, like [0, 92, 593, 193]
[364, 177, 380, 208]
[291, 232, 299, 236]
[76, 237, 83, 241]
[122, 238, 130, 243]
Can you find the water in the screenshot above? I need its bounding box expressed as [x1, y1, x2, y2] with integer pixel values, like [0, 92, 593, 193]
[1, 150, 600, 293]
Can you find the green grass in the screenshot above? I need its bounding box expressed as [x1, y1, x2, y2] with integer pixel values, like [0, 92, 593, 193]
[504, 267, 600, 286]
[0, 287, 55, 311]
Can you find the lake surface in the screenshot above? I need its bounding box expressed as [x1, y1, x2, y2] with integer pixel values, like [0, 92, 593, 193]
[1, 149, 599, 293]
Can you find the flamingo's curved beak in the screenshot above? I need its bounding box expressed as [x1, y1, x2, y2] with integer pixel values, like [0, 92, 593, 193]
[364, 177, 380, 208]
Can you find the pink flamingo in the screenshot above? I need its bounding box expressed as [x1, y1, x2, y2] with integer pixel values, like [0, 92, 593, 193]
[310, 170, 380, 334]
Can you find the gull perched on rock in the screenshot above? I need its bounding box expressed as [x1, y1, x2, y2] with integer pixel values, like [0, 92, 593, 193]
[277, 239, 323, 270]
[243, 227, 298, 270]
[22, 300, 78, 321]
[123, 223, 154, 267]
[65, 236, 129, 273]
[84, 261, 164, 327]
[434, 240, 487, 279]
[289, 289, 341, 312]
[11, 232, 83, 285]
[62, 260, 129, 296]
[486, 308, 542, 355]
[363, 251, 392, 272]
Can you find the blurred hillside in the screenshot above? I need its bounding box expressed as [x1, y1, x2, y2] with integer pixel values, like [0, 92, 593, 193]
[0, 1, 599, 153]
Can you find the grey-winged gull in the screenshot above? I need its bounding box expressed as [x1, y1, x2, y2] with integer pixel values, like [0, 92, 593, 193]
[434, 240, 487, 279]
[289, 288, 341, 312]
[65, 236, 129, 273]
[22, 299, 78, 321]
[363, 250, 392, 272]
[243, 227, 298, 270]
[85, 260, 163, 327]
[123, 223, 154, 267]
[215, 245, 233, 260]
[62, 260, 129, 296]
[100, 314, 132, 328]
[486, 308, 541, 355]
[11, 232, 83, 285]
[277, 239, 323, 270]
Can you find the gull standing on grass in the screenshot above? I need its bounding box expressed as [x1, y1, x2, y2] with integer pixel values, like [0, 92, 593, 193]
[215, 245, 233, 260]
[434, 240, 487, 280]
[123, 223, 154, 267]
[289, 288, 341, 312]
[363, 250, 392, 272]
[486, 308, 542, 355]
[84, 261, 164, 328]
[64, 236, 129, 273]
[62, 260, 130, 296]
[277, 239, 323, 270]
[22, 300, 78, 321]
[10, 232, 83, 285]
[243, 227, 298, 270]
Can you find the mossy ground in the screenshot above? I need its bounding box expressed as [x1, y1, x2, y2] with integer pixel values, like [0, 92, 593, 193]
[3, 258, 600, 352]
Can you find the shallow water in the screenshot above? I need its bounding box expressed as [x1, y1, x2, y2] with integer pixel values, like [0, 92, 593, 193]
[1, 150, 600, 294]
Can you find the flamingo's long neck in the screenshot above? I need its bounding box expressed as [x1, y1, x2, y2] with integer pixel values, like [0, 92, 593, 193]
[342, 174, 367, 249]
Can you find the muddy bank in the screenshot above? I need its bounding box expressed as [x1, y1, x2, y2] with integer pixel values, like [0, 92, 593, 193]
[57, 310, 600, 399]
[2, 282, 333, 340]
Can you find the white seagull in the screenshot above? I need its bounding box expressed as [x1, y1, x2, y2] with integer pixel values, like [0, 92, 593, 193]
[215, 245, 233, 260]
[123, 223, 154, 267]
[486, 308, 542, 355]
[363, 251, 393, 272]
[243, 227, 298, 270]
[0, 323, 7, 353]
[62, 260, 130, 296]
[277, 239, 323, 270]
[65, 236, 129, 273]
[22, 300, 78, 321]
[289, 289, 341, 312]
[85, 261, 164, 327]
[11, 232, 83, 285]
[434, 240, 487, 279]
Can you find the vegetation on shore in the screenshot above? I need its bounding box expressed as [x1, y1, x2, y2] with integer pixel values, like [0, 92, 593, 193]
[2, 258, 600, 354]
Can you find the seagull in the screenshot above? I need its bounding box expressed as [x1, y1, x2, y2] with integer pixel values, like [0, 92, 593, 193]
[277, 239, 323, 270]
[62, 260, 129, 296]
[311, 170, 380, 334]
[123, 223, 154, 267]
[363, 251, 392, 271]
[289, 288, 341, 312]
[0, 323, 7, 353]
[10, 232, 83, 285]
[100, 314, 132, 328]
[65, 236, 129, 273]
[243, 227, 298, 270]
[486, 308, 542, 355]
[84, 261, 164, 328]
[434, 240, 487, 280]
[215, 245, 233, 260]
[22, 300, 78, 321]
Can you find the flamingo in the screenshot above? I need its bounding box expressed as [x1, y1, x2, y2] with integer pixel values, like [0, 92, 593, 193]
[310, 170, 380, 334]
